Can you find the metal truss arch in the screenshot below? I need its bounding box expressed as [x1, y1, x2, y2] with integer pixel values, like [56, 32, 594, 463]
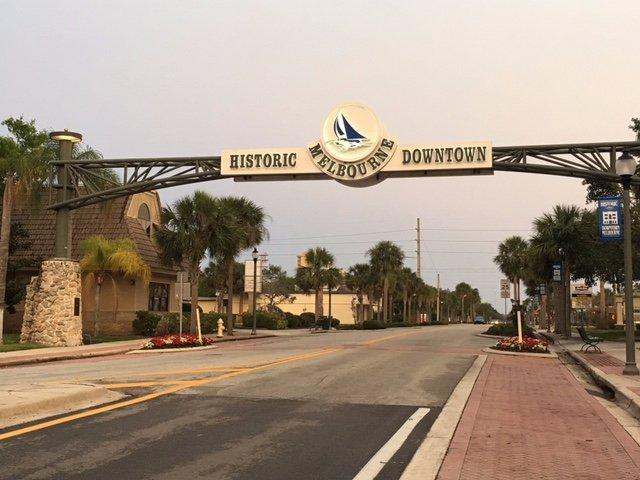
[49, 141, 640, 211]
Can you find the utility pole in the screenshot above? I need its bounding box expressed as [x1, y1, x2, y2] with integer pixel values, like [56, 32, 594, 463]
[436, 273, 440, 324]
[416, 218, 421, 278]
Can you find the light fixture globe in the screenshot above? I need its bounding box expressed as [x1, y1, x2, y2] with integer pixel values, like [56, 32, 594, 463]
[616, 151, 637, 177]
[49, 129, 82, 143]
[252, 247, 259, 260]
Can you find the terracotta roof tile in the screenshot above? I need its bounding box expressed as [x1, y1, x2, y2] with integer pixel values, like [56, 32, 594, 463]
[11, 195, 175, 273]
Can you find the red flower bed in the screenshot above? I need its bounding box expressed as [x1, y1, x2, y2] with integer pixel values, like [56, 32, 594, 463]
[142, 334, 215, 350]
[493, 336, 549, 354]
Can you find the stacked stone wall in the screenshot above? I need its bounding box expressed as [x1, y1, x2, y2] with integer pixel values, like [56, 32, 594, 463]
[20, 259, 82, 347]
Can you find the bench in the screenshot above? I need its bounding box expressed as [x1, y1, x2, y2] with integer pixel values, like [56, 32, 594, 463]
[577, 326, 602, 353]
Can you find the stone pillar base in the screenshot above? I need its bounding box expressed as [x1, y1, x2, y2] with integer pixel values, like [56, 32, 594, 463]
[20, 259, 82, 347]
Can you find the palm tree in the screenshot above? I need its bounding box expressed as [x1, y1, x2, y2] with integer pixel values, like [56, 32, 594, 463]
[345, 263, 372, 323]
[530, 205, 585, 336]
[367, 241, 404, 323]
[325, 267, 343, 328]
[0, 118, 49, 343]
[397, 267, 416, 323]
[494, 236, 529, 309]
[80, 236, 150, 337]
[155, 191, 230, 333]
[295, 247, 335, 324]
[216, 197, 268, 334]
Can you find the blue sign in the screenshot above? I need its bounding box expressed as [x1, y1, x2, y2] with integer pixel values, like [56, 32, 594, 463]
[597, 196, 623, 241]
[552, 263, 562, 282]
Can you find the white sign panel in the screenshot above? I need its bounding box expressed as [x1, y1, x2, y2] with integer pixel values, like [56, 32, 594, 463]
[244, 260, 262, 293]
[500, 279, 510, 299]
[222, 103, 492, 186]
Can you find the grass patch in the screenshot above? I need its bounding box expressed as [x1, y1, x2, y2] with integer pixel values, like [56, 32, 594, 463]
[0, 333, 47, 353]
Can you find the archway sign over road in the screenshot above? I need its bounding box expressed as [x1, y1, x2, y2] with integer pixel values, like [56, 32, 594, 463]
[49, 102, 640, 212]
[222, 103, 492, 185]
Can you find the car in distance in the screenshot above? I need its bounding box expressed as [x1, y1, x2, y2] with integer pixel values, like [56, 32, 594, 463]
[473, 315, 486, 324]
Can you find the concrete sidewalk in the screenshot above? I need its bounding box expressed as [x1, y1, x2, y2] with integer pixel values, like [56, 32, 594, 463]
[437, 353, 640, 479]
[0, 339, 144, 368]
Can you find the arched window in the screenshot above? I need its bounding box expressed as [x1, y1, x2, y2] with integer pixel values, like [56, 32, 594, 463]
[138, 203, 151, 221]
[138, 203, 152, 237]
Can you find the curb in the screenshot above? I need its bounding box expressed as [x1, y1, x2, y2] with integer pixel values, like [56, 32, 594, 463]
[127, 345, 218, 354]
[0, 384, 124, 430]
[0, 346, 138, 369]
[565, 350, 640, 421]
[400, 355, 488, 480]
[482, 347, 557, 358]
[549, 334, 640, 422]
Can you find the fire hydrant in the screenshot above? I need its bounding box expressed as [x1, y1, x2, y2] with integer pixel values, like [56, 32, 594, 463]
[217, 318, 225, 338]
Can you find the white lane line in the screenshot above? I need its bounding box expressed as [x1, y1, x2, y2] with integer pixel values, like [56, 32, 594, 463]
[353, 407, 431, 480]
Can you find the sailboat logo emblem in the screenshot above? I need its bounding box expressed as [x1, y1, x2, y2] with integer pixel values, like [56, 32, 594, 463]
[320, 102, 383, 164]
[330, 113, 371, 151]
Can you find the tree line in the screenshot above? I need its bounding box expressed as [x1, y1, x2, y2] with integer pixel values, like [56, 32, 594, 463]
[495, 118, 640, 332]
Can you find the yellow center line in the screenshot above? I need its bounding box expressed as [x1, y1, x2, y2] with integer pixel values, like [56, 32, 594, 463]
[0, 331, 421, 441]
[102, 380, 200, 389]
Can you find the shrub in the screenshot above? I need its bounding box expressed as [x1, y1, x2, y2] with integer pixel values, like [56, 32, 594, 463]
[485, 322, 534, 337]
[241, 311, 287, 330]
[389, 321, 414, 328]
[142, 334, 215, 350]
[299, 312, 316, 327]
[339, 324, 361, 330]
[284, 312, 303, 329]
[362, 320, 386, 330]
[132, 311, 162, 336]
[317, 316, 340, 330]
[200, 312, 225, 334]
[492, 336, 549, 354]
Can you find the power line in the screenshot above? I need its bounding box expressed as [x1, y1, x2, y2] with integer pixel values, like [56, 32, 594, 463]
[268, 229, 413, 240]
[264, 239, 511, 246]
[267, 226, 532, 241]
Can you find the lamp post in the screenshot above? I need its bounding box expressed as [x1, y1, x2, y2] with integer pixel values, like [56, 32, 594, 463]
[617, 151, 639, 375]
[461, 294, 467, 323]
[49, 130, 82, 259]
[558, 247, 570, 338]
[251, 248, 258, 335]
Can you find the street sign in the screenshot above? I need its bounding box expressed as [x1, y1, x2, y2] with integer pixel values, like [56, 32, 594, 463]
[571, 284, 593, 310]
[500, 279, 510, 298]
[244, 260, 262, 293]
[597, 196, 623, 241]
[552, 263, 562, 282]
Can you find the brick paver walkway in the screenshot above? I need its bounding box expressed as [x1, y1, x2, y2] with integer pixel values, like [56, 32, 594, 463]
[438, 354, 640, 480]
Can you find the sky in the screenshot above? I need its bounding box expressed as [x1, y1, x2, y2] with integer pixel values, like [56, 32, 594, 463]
[2, 0, 640, 311]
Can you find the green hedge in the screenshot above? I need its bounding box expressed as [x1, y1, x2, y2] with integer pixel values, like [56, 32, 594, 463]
[201, 312, 225, 334]
[132, 311, 162, 336]
[339, 324, 361, 330]
[485, 322, 534, 337]
[300, 312, 316, 326]
[241, 311, 287, 330]
[389, 321, 416, 328]
[133, 311, 195, 336]
[362, 320, 387, 330]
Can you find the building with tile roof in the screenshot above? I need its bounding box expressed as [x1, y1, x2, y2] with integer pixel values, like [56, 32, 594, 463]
[6, 191, 181, 335]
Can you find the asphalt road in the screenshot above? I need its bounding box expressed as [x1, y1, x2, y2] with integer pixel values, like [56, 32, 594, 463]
[0, 325, 493, 480]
